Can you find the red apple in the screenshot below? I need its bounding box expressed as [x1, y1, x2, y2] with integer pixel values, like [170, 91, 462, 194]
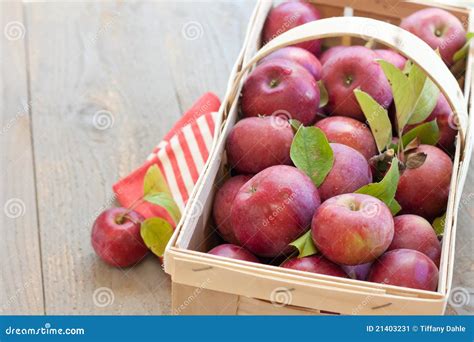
[388, 214, 441, 266]
[368, 249, 439, 291]
[226, 116, 293, 174]
[91, 207, 148, 268]
[406, 94, 457, 154]
[312, 193, 394, 265]
[374, 49, 407, 70]
[318, 143, 372, 201]
[320, 46, 346, 65]
[315, 116, 378, 160]
[341, 263, 373, 281]
[232, 165, 321, 257]
[282, 255, 348, 278]
[322, 46, 393, 121]
[400, 8, 466, 65]
[259, 46, 323, 80]
[208, 244, 260, 263]
[427, 94, 458, 154]
[241, 59, 320, 125]
[213, 175, 252, 244]
[262, 1, 322, 54]
[395, 144, 452, 221]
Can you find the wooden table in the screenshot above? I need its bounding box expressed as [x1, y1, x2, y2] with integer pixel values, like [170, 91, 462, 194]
[0, 1, 472, 315]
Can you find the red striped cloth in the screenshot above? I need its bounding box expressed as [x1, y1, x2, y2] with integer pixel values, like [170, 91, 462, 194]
[112, 93, 221, 224]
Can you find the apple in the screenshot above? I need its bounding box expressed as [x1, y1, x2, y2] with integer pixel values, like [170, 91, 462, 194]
[318, 143, 372, 201]
[406, 94, 457, 154]
[368, 249, 439, 291]
[319, 46, 346, 65]
[241, 59, 320, 125]
[388, 214, 441, 266]
[282, 255, 348, 278]
[226, 116, 293, 174]
[400, 8, 466, 65]
[315, 116, 378, 160]
[426, 94, 458, 154]
[341, 263, 373, 281]
[213, 175, 252, 244]
[232, 165, 321, 257]
[311, 193, 394, 265]
[262, 1, 322, 54]
[208, 244, 260, 263]
[91, 207, 148, 268]
[395, 144, 452, 221]
[322, 46, 393, 120]
[259, 46, 323, 80]
[374, 49, 407, 70]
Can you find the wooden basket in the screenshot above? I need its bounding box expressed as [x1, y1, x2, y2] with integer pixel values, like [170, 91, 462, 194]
[164, 0, 474, 315]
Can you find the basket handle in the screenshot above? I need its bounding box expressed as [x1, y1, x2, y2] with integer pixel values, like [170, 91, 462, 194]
[229, 16, 468, 145]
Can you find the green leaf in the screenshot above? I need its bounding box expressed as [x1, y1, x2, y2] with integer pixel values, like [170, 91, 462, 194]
[402, 120, 440, 146]
[318, 80, 329, 108]
[432, 212, 446, 236]
[453, 32, 474, 63]
[407, 63, 440, 125]
[378, 60, 417, 132]
[289, 119, 302, 134]
[144, 192, 181, 224]
[402, 60, 413, 75]
[143, 164, 171, 196]
[355, 157, 400, 214]
[290, 126, 334, 187]
[140, 217, 174, 257]
[289, 230, 317, 258]
[354, 89, 392, 153]
[387, 198, 401, 215]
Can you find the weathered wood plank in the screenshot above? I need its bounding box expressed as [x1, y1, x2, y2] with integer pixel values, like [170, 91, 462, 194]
[157, 1, 254, 110]
[448, 153, 474, 315]
[25, 1, 253, 314]
[0, 2, 44, 314]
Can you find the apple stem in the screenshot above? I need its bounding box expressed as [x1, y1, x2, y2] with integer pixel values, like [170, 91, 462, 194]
[269, 79, 279, 88]
[117, 197, 145, 224]
[123, 214, 139, 225]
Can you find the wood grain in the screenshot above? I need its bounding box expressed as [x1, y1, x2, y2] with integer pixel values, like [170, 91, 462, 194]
[23, 1, 253, 314]
[0, 0, 471, 315]
[0, 2, 44, 314]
